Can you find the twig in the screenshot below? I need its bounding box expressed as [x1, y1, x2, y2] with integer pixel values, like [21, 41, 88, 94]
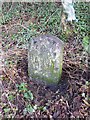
[16, 23, 31, 32]
[44, 8, 60, 26]
[82, 99, 90, 107]
[6, 2, 14, 14]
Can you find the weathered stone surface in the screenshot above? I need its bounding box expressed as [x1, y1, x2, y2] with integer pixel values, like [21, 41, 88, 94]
[28, 34, 64, 84]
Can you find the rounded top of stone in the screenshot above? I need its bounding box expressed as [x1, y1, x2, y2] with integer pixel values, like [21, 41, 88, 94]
[31, 34, 64, 46]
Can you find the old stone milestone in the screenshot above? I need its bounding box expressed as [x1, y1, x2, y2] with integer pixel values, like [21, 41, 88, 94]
[28, 34, 64, 85]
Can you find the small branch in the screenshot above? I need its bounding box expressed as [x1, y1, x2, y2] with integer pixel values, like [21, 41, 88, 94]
[44, 8, 60, 26]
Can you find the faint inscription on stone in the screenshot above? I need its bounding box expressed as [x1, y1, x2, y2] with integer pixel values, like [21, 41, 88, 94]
[28, 34, 64, 84]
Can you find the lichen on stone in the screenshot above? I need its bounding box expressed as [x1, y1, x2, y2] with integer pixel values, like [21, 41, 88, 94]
[28, 34, 64, 85]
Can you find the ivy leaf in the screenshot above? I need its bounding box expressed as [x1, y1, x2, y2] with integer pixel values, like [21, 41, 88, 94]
[23, 104, 35, 115]
[8, 94, 14, 101]
[24, 90, 33, 100]
[82, 36, 89, 52]
[27, 105, 35, 113]
[16, 83, 28, 92]
[4, 108, 10, 113]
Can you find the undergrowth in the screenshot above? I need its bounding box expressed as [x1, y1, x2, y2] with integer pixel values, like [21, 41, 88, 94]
[1, 2, 90, 118]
